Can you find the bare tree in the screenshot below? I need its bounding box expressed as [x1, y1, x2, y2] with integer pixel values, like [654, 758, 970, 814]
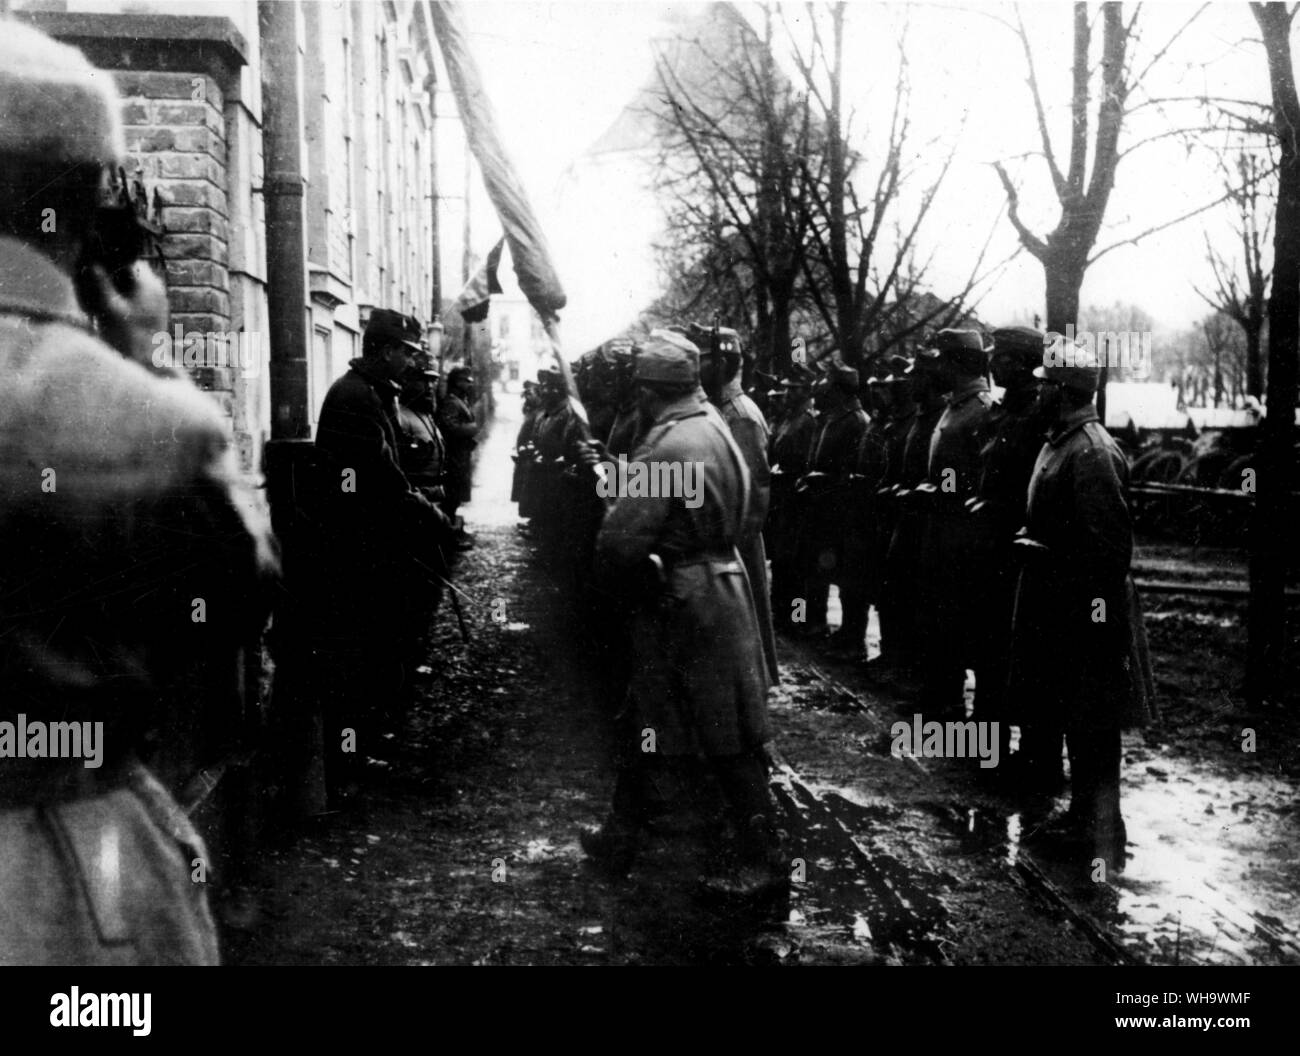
[993, 2, 1211, 332]
[649, 2, 817, 371]
[1247, 1, 1300, 707]
[787, 3, 1001, 365]
[1196, 150, 1273, 399]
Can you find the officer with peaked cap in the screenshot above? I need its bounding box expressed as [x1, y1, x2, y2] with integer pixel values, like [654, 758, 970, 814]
[966, 326, 1051, 762]
[0, 20, 277, 964]
[1009, 338, 1156, 873]
[691, 323, 779, 682]
[798, 363, 869, 640]
[581, 331, 784, 896]
[915, 329, 995, 714]
[315, 308, 456, 794]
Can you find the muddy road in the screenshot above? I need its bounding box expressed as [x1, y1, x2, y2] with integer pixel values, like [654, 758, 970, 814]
[224, 399, 1300, 966]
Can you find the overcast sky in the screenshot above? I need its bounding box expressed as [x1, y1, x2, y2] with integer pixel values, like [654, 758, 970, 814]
[444, 1, 1276, 351]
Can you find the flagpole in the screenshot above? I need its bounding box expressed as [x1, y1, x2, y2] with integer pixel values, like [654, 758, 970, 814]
[542, 315, 607, 487]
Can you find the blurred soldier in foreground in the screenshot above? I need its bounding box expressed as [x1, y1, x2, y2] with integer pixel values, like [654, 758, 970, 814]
[314, 309, 455, 793]
[767, 365, 817, 633]
[916, 330, 994, 715]
[579, 332, 783, 896]
[1009, 339, 1156, 871]
[692, 323, 778, 682]
[0, 22, 276, 964]
[436, 365, 481, 550]
[798, 364, 869, 639]
[968, 327, 1047, 769]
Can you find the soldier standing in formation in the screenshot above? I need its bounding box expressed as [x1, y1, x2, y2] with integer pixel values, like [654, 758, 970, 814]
[693, 324, 779, 682]
[436, 365, 481, 550]
[1009, 338, 1156, 870]
[767, 366, 817, 633]
[916, 330, 995, 715]
[0, 22, 276, 963]
[967, 327, 1050, 769]
[799, 365, 870, 640]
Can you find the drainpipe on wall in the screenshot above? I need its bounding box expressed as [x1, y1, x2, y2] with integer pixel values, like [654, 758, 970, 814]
[258, 0, 326, 818]
[259, 0, 311, 442]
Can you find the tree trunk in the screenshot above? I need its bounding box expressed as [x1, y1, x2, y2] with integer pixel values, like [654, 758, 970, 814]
[1246, 320, 1264, 399]
[1043, 254, 1084, 335]
[1249, 2, 1300, 705]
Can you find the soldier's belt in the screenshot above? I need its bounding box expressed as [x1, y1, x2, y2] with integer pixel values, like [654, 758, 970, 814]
[667, 547, 744, 572]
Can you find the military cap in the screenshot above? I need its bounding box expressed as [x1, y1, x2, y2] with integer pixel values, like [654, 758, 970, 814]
[933, 328, 987, 353]
[687, 322, 743, 359]
[826, 364, 859, 391]
[367, 308, 423, 353]
[447, 366, 474, 386]
[1036, 335, 1101, 393]
[413, 351, 440, 378]
[0, 22, 125, 165]
[538, 367, 561, 385]
[992, 325, 1047, 368]
[782, 363, 816, 389]
[882, 354, 911, 377]
[635, 329, 701, 385]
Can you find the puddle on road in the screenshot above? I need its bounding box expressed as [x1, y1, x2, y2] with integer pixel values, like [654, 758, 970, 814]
[945, 749, 1300, 965]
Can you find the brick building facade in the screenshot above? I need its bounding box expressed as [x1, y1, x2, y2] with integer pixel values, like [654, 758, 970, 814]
[17, 0, 450, 476]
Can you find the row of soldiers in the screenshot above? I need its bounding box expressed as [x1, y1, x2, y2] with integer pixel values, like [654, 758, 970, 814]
[513, 322, 1155, 880]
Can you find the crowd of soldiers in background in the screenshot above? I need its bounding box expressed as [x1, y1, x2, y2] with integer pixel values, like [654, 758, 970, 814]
[511, 323, 1155, 882]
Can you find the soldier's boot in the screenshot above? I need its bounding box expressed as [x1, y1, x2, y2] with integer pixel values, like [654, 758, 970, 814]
[579, 815, 639, 876]
[699, 814, 789, 900]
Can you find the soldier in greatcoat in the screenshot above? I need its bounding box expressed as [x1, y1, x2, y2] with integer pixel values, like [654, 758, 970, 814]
[1008, 339, 1156, 871]
[579, 332, 783, 895]
[916, 330, 995, 715]
[767, 366, 817, 633]
[967, 327, 1049, 766]
[797, 365, 869, 640]
[692, 323, 779, 683]
[879, 353, 947, 680]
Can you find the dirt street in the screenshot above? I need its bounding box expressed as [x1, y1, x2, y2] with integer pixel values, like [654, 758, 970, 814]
[224, 398, 1300, 966]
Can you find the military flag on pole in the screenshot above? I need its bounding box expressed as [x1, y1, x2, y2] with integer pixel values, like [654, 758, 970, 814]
[453, 237, 505, 323]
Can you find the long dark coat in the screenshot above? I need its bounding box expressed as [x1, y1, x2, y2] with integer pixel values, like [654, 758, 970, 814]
[917, 379, 994, 659]
[435, 392, 479, 504]
[594, 396, 769, 758]
[1007, 406, 1157, 731]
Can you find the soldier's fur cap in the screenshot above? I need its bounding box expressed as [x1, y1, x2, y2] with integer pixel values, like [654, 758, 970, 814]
[0, 22, 124, 165]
